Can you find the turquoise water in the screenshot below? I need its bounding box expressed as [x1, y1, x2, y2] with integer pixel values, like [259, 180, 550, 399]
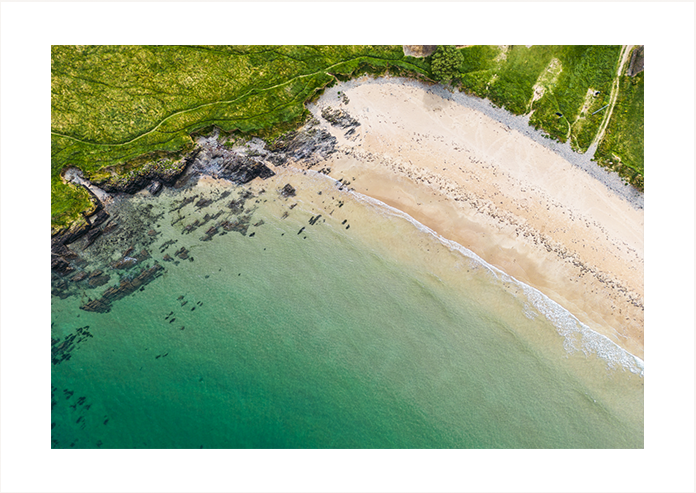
[51, 170, 643, 448]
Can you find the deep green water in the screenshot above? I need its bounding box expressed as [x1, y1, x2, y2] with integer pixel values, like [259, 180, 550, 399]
[51, 170, 643, 448]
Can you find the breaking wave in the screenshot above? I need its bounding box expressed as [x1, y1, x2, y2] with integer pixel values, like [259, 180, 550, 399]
[336, 180, 645, 377]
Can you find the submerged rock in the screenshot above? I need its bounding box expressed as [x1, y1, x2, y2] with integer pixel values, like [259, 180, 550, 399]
[88, 274, 111, 288]
[80, 264, 165, 313]
[281, 184, 296, 197]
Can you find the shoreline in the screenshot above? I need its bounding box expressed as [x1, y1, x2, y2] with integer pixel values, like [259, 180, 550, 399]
[195, 169, 644, 375]
[347, 182, 644, 375]
[304, 76, 644, 359]
[51, 74, 645, 360]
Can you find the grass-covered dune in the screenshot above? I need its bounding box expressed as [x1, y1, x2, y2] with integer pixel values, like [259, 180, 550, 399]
[51, 45, 643, 233]
[452, 45, 643, 188]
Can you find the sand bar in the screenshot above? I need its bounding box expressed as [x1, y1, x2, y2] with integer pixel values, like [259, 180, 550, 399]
[305, 77, 644, 359]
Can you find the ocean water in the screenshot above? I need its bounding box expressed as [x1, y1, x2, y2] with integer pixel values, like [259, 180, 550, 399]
[51, 168, 643, 449]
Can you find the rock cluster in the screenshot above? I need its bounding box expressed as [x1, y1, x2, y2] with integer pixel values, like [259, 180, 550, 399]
[188, 140, 275, 183]
[80, 263, 164, 313]
[320, 107, 360, 130]
[51, 202, 111, 276]
[92, 151, 199, 195]
[267, 120, 338, 167]
[51, 325, 93, 365]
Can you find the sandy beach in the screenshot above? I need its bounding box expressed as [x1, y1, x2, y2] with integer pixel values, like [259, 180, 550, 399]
[305, 77, 644, 359]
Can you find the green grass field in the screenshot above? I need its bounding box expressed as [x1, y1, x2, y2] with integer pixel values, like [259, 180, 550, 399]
[594, 71, 644, 190]
[452, 45, 623, 151]
[51, 45, 643, 231]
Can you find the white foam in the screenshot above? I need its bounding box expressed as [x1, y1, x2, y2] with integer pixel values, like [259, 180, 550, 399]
[324, 180, 646, 377]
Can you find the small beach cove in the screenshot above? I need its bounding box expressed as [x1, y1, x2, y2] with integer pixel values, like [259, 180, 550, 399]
[50, 75, 645, 450]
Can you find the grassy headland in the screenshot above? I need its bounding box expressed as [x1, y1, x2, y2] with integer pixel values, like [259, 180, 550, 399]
[51, 45, 429, 231]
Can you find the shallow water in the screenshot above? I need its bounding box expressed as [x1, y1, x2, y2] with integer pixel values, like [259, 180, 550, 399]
[51, 169, 643, 448]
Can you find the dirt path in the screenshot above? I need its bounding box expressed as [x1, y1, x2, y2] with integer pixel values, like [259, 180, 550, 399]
[591, 45, 634, 148]
[51, 55, 426, 148]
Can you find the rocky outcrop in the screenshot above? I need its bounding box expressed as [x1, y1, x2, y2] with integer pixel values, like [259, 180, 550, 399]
[187, 136, 276, 183]
[148, 180, 163, 195]
[92, 150, 199, 194]
[52, 149, 201, 277]
[51, 200, 111, 275]
[266, 120, 338, 167]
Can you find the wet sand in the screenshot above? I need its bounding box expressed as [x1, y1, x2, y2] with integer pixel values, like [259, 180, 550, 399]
[305, 77, 644, 359]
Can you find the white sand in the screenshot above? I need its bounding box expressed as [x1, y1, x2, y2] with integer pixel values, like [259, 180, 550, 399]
[304, 77, 644, 359]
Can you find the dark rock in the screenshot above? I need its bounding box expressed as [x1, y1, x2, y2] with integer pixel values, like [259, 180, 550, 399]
[183, 219, 201, 234]
[82, 227, 103, 250]
[174, 247, 189, 260]
[268, 122, 337, 166]
[111, 257, 138, 270]
[171, 195, 197, 212]
[227, 199, 245, 214]
[90, 209, 110, 228]
[220, 219, 249, 236]
[200, 225, 220, 241]
[135, 249, 150, 262]
[159, 239, 176, 251]
[88, 274, 110, 288]
[148, 180, 163, 195]
[94, 150, 199, 195]
[200, 152, 275, 183]
[281, 184, 296, 197]
[195, 198, 213, 208]
[627, 45, 644, 77]
[51, 256, 74, 275]
[101, 221, 119, 236]
[321, 107, 361, 130]
[80, 263, 165, 313]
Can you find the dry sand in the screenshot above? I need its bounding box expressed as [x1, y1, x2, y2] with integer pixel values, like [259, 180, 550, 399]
[305, 77, 644, 359]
